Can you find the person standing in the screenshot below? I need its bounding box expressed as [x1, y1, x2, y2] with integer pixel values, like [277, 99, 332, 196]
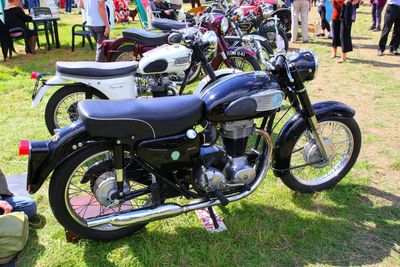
[370, 0, 387, 31]
[291, 0, 312, 43]
[79, 0, 110, 62]
[316, 0, 331, 37]
[331, 0, 358, 62]
[65, 0, 72, 13]
[377, 0, 400, 55]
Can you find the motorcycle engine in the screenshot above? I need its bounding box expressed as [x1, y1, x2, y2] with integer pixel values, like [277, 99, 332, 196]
[194, 120, 257, 193]
[139, 74, 181, 97]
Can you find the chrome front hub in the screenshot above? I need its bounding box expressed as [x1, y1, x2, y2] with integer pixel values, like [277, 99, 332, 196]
[303, 138, 336, 168]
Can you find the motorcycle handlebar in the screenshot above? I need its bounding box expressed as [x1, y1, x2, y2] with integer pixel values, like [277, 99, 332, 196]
[274, 54, 286, 71]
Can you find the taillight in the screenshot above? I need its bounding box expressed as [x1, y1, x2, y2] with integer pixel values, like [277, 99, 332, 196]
[102, 40, 108, 47]
[19, 140, 30, 155]
[31, 72, 38, 79]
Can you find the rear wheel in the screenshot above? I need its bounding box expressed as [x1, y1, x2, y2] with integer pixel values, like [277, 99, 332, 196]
[279, 117, 361, 192]
[49, 143, 154, 241]
[45, 85, 107, 135]
[110, 45, 136, 62]
[217, 54, 261, 72]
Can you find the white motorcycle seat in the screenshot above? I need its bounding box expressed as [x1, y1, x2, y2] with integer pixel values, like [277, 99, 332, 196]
[56, 61, 138, 78]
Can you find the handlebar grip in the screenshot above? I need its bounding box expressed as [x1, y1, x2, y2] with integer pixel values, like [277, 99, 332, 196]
[274, 54, 285, 71]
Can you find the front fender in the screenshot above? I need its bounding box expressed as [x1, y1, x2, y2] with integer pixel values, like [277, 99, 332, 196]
[272, 101, 355, 176]
[104, 37, 136, 62]
[27, 121, 102, 193]
[193, 69, 243, 95]
[32, 76, 67, 107]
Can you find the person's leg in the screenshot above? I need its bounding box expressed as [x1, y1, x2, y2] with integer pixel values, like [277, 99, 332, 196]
[340, 20, 352, 62]
[3, 196, 37, 219]
[331, 19, 341, 57]
[378, 5, 396, 53]
[318, 7, 325, 33]
[371, 2, 377, 29]
[91, 26, 107, 62]
[376, 6, 384, 30]
[300, 0, 309, 42]
[388, 7, 400, 52]
[291, 0, 300, 42]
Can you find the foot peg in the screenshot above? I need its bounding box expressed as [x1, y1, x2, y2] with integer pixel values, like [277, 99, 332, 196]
[214, 190, 229, 206]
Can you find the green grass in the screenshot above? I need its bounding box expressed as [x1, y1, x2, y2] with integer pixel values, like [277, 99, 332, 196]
[1, 4, 400, 266]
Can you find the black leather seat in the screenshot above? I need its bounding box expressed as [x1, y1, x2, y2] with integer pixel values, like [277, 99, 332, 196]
[78, 95, 204, 140]
[56, 61, 138, 78]
[122, 29, 168, 46]
[151, 18, 189, 31]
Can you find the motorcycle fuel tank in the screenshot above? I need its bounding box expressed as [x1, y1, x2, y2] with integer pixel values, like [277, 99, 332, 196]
[199, 71, 284, 122]
[137, 44, 193, 74]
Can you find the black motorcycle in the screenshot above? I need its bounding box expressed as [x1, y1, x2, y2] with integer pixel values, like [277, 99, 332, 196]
[21, 38, 361, 241]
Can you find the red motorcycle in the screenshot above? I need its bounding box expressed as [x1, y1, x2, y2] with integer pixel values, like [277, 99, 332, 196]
[103, 16, 261, 82]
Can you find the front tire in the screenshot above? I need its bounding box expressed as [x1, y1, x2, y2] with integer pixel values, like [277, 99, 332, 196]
[49, 144, 152, 241]
[45, 85, 107, 135]
[259, 26, 289, 52]
[279, 117, 361, 193]
[217, 54, 261, 72]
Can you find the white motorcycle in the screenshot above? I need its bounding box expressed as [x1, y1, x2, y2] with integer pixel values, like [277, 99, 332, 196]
[31, 29, 249, 135]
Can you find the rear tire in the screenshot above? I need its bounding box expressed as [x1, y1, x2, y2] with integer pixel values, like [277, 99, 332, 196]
[45, 85, 107, 135]
[110, 45, 136, 62]
[49, 143, 151, 241]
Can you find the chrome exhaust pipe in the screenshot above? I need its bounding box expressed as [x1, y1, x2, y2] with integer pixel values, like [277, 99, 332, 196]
[87, 129, 272, 229]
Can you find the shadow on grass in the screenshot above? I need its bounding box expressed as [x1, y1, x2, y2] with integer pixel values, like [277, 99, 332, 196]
[17, 229, 45, 266]
[80, 183, 400, 266]
[348, 57, 400, 68]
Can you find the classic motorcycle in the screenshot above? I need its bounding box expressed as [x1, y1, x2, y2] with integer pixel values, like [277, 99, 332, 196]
[31, 28, 256, 135]
[21, 33, 362, 240]
[230, 0, 291, 51]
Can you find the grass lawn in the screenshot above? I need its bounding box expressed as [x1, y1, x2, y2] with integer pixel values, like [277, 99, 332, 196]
[1, 4, 400, 266]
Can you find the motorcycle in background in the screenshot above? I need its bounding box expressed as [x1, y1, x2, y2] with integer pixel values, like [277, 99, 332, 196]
[31, 28, 252, 135]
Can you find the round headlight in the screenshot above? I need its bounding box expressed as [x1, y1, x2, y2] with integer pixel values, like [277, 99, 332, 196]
[201, 31, 218, 50]
[221, 17, 229, 34]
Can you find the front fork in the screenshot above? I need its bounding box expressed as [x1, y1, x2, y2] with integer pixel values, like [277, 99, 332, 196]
[290, 69, 330, 162]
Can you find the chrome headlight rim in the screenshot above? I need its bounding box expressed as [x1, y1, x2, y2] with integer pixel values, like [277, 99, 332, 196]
[309, 50, 319, 79]
[221, 16, 229, 34]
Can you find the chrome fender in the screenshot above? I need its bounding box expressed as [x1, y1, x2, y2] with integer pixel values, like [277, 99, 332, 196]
[193, 69, 243, 96]
[241, 34, 268, 43]
[32, 76, 67, 107]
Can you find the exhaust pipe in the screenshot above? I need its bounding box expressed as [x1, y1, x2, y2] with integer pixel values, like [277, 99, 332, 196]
[87, 129, 272, 229]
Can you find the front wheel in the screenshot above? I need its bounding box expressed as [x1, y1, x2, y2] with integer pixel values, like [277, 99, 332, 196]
[217, 54, 261, 72]
[45, 85, 107, 135]
[279, 117, 361, 193]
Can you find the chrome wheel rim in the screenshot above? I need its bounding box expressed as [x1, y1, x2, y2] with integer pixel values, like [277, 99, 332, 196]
[116, 52, 135, 61]
[64, 150, 151, 231]
[219, 56, 257, 72]
[289, 121, 354, 186]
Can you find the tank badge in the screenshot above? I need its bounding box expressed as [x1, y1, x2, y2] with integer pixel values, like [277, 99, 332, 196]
[186, 129, 197, 139]
[171, 151, 180, 160]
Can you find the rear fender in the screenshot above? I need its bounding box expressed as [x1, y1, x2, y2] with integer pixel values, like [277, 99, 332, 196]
[272, 101, 356, 176]
[32, 76, 67, 107]
[27, 121, 107, 193]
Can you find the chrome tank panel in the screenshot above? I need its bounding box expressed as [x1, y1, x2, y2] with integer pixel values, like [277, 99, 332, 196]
[199, 71, 282, 122]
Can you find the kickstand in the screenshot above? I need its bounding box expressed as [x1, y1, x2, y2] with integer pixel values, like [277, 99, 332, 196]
[207, 207, 219, 229]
